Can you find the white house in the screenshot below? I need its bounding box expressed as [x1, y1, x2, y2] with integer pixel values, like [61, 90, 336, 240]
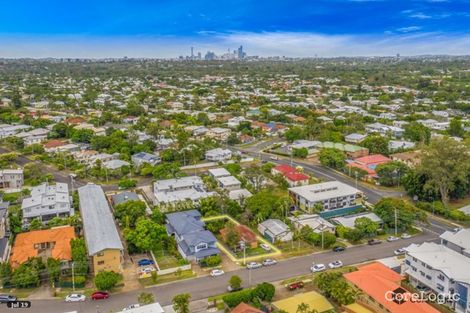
[205, 148, 232, 162]
[258, 219, 293, 243]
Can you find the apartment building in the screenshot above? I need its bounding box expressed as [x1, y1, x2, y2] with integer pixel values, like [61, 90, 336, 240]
[288, 181, 362, 213]
[153, 176, 215, 206]
[21, 182, 73, 225]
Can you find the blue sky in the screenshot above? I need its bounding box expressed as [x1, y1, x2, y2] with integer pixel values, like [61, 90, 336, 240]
[1, 0, 470, 57]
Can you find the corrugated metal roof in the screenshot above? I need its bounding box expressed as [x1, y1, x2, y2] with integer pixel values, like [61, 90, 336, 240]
[78, 184, 123, 256]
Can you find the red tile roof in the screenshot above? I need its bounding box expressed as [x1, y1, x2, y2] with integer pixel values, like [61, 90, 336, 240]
[273, 164, 297, 175]
[344, 263, 439, 313]
[354, 154, 391, 166]
[284, 171, 310, 182]
[230, 302, 263, 313]
[43, 140, 67, 149]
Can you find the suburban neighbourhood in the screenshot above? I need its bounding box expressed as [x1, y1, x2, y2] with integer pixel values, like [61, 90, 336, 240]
[0, 34, 469, 313]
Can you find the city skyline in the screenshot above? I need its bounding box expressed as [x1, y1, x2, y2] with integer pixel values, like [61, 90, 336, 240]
[1, 0, 470, 58]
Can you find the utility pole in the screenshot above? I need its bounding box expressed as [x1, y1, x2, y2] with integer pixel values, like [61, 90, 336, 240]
[355, 172, 358, 190]
[72, 261, 75, 291]
[394, 208, 398, 236]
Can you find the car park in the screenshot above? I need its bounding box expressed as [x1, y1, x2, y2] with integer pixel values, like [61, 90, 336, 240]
[65, 294, 86, 302]
[287, 281, 304, 291]
[394, 248, 406, 255]
[368, 239, 382, 245]
[0, 294, 17, 303]
[387, 236, 399, 242]
[328, 260, 343, 269]
[246, 262, 262, 269]
[137, 259, 154, 266]
[262, 259, 277, 266]
[91, 291, 109, 300]
[332, 246, 345, 252]
[210, 269, 225, 277]
[310, 263, 326, 272]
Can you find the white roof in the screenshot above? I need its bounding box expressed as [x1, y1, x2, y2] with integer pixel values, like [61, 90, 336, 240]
[217, 175, 241, 186]
[208, 168, 231, 178]
[405, 242, 470, 284]
[332, 212, 382, 228]
[117, 303, 165, 313]
[288, 181, 361, 202]
[228, 189, 253, 201]
[155, 176, 202, 191]
[289, 214, 335, 231]
[440, 228, 470, 254]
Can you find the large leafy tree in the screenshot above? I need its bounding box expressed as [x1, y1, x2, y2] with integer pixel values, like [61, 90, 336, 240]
[319, 148, 346, 170]
[114, 200, 146, 228]
[404, 122, 431, 144]
[124, 217, 168, 252]
[172, 293, 191, 313]
[94, 271, 122, 290]
[418, 137, 470, 205]
[354, 217, 379, 237]
[362, 135, 389, 155]
[375, 161, 409, 187]
[374, 198, 425, 231]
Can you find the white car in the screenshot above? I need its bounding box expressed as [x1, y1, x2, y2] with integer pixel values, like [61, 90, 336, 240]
[65, 294, 86, 302]
[246, 262, 262, 269]
[262, 259, 277, 266]
[387, 236, 399, 242]
[270, 156, 279, 160]
[140, 266, 156, 274]
[210, 269, 225, 277]
[394, 248, 406, 255]
[328, 260, 343, 269]
[260, 244, 271, 251]
[123, 304, 141, 311]
[401, 233, 411, 239]
[310, 263, 326, 272]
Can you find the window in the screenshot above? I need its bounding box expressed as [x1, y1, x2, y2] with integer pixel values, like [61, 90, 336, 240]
[97, 252, 104, 257]
[405, 260, 411, 265]
[420, 271, 425, 277]
[413, 257, 417, 262]
[426, 275, 432, 280]
[437, 284, 444, 291]
[97, 261, 105, 265]
[411, 266, 417, 272]
[437, 274, 445, 281]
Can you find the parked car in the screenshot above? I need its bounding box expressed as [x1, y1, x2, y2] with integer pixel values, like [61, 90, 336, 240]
[91, 291, 109, 300]
[332, 246, 345, 252]
[210, 269, 225, 277]
[368, 239, 382, 245]
[0, 294, 17, 303]
[246, 262, 262, 269]
[65, 294, 86, 302]
[123, 304, 141, 311]
[310, 263, 326, 272]
[262, 259, 277, 266]
[328, 260, 343, 269]
[227, 285, 243, 292]
[387, 236, 399, 242]
[401, 233, 411, 239]
[394, 248, 406, 255]
[270, 156, 279, 160]
[137, 259, 154, 266]
[287, 281, 304, 291]
[260, 244, 271, 251]
[140, 266, 156, 274]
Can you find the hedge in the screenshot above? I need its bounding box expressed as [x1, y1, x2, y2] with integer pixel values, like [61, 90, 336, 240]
[222, 282, 275, 308]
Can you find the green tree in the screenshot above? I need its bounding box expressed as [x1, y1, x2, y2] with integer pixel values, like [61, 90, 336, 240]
[285, 126, 305, 142]
[293, 148, 308, 158]
[404, 122, 431, 144]
[124, 217, 168, 252]
[362, 135, 389, 155]
[12, 262, 41, 288]
[375, 161, 409, 187]
[114, 200, 146, 228]
[449, 118, 464, 137]
[46, 258, 61, 284]
[374, 198, 424, 231]
[70, 238, 89, 275]
[354, 217, 379, 237]
[172, 293, 191, 313]
[94, 271, 122, 290]
[229, 275, 242, 290]
[138, 292, 155, 305]
[319, 148, 346, 169]
[418, 137, 470, 205]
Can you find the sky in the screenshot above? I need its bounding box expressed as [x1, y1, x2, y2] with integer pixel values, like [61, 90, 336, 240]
[1, 0, 470, 58]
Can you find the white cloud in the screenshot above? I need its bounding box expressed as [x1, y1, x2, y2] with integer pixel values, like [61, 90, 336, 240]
[396, 26, 422, 33]
[409, 13, 432, 19]
[1, 31, 470, 58]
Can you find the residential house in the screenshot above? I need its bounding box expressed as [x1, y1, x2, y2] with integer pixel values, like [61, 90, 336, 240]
[288, 214, 336, 233]
[258, 219, 293, 243]
[208, 168, 231, 178]
[271, 164, 310, 187]
[78, 184, 124, 275]
[165, 210, 220, 262]
[347, 154, 391, 180]
[230, 302, 263, 313]
[206, 127, 231, 141]
[0, 124, 30, 138]
[15, 128, 50, 145]
[154, 176, 215, 206]
[216, 175, 242, 190]
[388, 140, 415, 151]
[228, 189, 253, 203]
[289, 181, 362, 213]
[344, 262, 439, 313]
[366, 122, 404, 138]
[9, 226, 75, 269]
[116, 302, 165, 313]
[103, 159, 130, 170]
[0, 169, 24, 189]
[111, 191, 140, 206]
[131, 152, 161, 168]
[272, 291, 334, 313]
[21, 182, 73, 225]
[345, 133, 366, 144]
[205, 148, 232, 162]
[0, 200, 10, 262]
[391, 151, 421, 168]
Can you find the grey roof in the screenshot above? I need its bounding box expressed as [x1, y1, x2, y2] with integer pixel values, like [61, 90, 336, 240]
[166, 210, 204, 236]
[182, 230, 217, 247]
[259, 219, 290, 236]
[78, 184, 123, 256]
[111, 192, 139, 206]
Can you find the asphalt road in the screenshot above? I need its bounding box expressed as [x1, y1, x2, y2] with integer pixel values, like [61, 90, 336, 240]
[19, 231, 440, 313]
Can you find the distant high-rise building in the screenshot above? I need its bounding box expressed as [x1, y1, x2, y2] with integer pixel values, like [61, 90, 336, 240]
[237, 45, 245, 59]
[197, 52, 202, 60]
[204, 51, 216, 61]
[191, 47, 194, 59]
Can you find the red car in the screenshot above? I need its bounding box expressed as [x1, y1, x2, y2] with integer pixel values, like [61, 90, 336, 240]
[287, 281, 304, 291]
[91, 291, 109, 300]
